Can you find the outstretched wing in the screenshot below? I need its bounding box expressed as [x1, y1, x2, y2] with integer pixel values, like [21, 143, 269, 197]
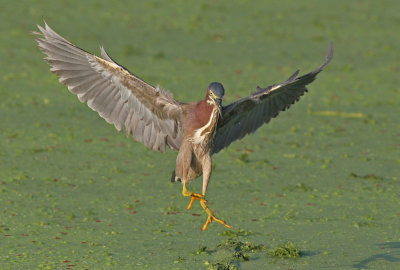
[213, 43, 333, 154]
[35, 22, 183, 152]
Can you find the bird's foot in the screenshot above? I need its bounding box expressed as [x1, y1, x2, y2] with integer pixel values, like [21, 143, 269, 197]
[182, 183, 205, 210]
[199, 199, 232, 231]
[186, 193, 205, 210]
[182, 182, 231, 230]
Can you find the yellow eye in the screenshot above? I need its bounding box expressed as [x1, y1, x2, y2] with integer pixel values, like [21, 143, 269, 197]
[210, 91, 217, 99]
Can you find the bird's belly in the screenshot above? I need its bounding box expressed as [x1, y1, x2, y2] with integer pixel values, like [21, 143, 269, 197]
[187, 156, 203, 181]
[192, 129, 213, 145]
[175, 151, 203, 182]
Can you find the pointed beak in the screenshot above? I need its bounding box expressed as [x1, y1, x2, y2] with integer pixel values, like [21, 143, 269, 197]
[215, 98, 222, 117]
[210, 90, 222, 117]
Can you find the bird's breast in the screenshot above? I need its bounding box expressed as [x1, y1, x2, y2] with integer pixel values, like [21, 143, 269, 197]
[190, 107, 219, 146]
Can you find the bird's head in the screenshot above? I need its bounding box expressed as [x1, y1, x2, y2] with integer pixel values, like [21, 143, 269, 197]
[207, 82, 224, 116]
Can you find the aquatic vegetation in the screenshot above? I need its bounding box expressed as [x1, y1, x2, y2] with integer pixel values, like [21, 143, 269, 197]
[206, 262, 239, 270]
[349, 173, 385, 181]
[268, 242, 301, 259]
[198, 238, 265, 268]
[217, 239, 263, 252]
[195, 246, 213, 255]
[218, 229, 255, 238]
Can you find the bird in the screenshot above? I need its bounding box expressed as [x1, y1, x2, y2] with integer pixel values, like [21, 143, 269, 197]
[34, 22, 333, 231]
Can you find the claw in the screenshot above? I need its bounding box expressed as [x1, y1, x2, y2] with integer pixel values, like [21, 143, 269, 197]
[187, 196, 195, 210]
[199, 199, 232, 231]
[187, 193, 204, 210]
[182, 182, 231, 230]
[202, 215, 232, 231]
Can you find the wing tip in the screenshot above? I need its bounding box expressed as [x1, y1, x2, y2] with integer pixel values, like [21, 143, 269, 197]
[303, 42, 334, 76]
[319, 42, 334, 70]
[328, 41, 334, 58]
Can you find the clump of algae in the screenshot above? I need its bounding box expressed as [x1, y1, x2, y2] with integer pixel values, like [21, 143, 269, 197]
[268, 241, 301, 258]
[217, 239, 263, 252]
[195, 232, 301, 268]
[201, 238, 265, 269]
[206, 262, 239, 270]
[218, 228, 254, 237]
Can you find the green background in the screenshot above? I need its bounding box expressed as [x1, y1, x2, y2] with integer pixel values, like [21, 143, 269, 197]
[1, 0, 399, 269]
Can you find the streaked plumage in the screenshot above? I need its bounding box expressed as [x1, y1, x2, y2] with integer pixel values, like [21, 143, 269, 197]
[35, 22, 333, 230]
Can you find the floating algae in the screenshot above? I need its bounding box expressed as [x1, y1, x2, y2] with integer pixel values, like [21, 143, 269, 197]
[206, 262, 239, 270]
[268, 241, 301, 259]
[198, 237, 267, 269]
[218, 228, 255, 238]
[217, 239, 263, 252]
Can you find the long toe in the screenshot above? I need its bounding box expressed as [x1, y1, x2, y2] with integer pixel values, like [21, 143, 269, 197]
[199, 199, 231, 231]
[186, 193, 204, 210]
[201, 215, 232, 231]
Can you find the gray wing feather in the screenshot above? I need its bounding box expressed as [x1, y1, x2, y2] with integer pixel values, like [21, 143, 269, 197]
[213, 43, 333, 154]
[35, 22, 183, 152]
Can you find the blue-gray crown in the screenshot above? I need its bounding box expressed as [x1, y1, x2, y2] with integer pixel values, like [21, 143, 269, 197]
[208, 82, 225, 99]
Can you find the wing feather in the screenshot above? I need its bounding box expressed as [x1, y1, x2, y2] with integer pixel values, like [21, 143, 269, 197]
[133, 120, 144, 139]
[76, 78, 104, 102]
[125, 111, 136, 136]
[35, 22, 184, 152]
[213, 43, 333, 154]
[40, 41, 86, 60]
[108, 98, 125, 130]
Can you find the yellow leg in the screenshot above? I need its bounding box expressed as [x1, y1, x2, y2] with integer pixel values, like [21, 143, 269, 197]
[182, 182, 204, 210]
[182, 182, 232, 231]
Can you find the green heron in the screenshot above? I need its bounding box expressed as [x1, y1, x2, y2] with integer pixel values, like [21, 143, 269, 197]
[35, 23, 333, 230]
